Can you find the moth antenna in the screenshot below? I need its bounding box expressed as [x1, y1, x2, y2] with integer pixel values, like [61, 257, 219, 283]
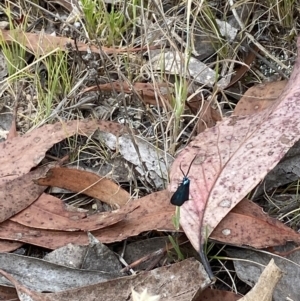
[179, 162, 186, 177]
[185, 155, 197, 177]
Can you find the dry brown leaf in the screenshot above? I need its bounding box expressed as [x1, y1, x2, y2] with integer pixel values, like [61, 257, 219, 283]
[0, 166, 48, 223]
[11, 193, 138, 231]
[0, 191, 174, 248]
[37, 167, 130, 206]
[194, 100, 222, 134]
[0, 258, 210, 301]
[234, 80, 287, 115]
[21, 193, 87, 220]
[0, 119, 127, 185]
[0, 241, 23, 253]
[0, 220, 89, 249]
[210, 198, 300, 248]
[185, 93, 222, 133]
[83, 81, 172, 108]
[0, 285, 19, 301]
[0, 30, 154, 56]
[169, 37, 300, 255]
[4, 178, 298, 250]
[196, 288, 241, 301]
[92, 190, 175, 243]
[225, 46, 258, 89]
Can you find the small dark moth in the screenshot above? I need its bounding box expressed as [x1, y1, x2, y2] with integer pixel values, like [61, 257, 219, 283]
[170, 156, 197, 206]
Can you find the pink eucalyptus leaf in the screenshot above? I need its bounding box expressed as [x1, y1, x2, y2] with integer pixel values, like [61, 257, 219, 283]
[169, 37, 300, 252]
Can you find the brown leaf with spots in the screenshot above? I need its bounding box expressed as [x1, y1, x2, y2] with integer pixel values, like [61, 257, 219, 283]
[37, 166, 130, 206]
[11, 193, 138, 231]
[92, 190, 175, 243]
[169, 37, 300, 256]
[0, 220, 89, 249]
[0, 118, 129, 247]
[0, 119, 127, 185]
[0, 166, 48, 223]
[234, 80, 287, 115]
[0, 30, 153, 56]
[211, 199, 300, 248]
[0, 241, 23, 253]
[0, 190, 175, 249]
